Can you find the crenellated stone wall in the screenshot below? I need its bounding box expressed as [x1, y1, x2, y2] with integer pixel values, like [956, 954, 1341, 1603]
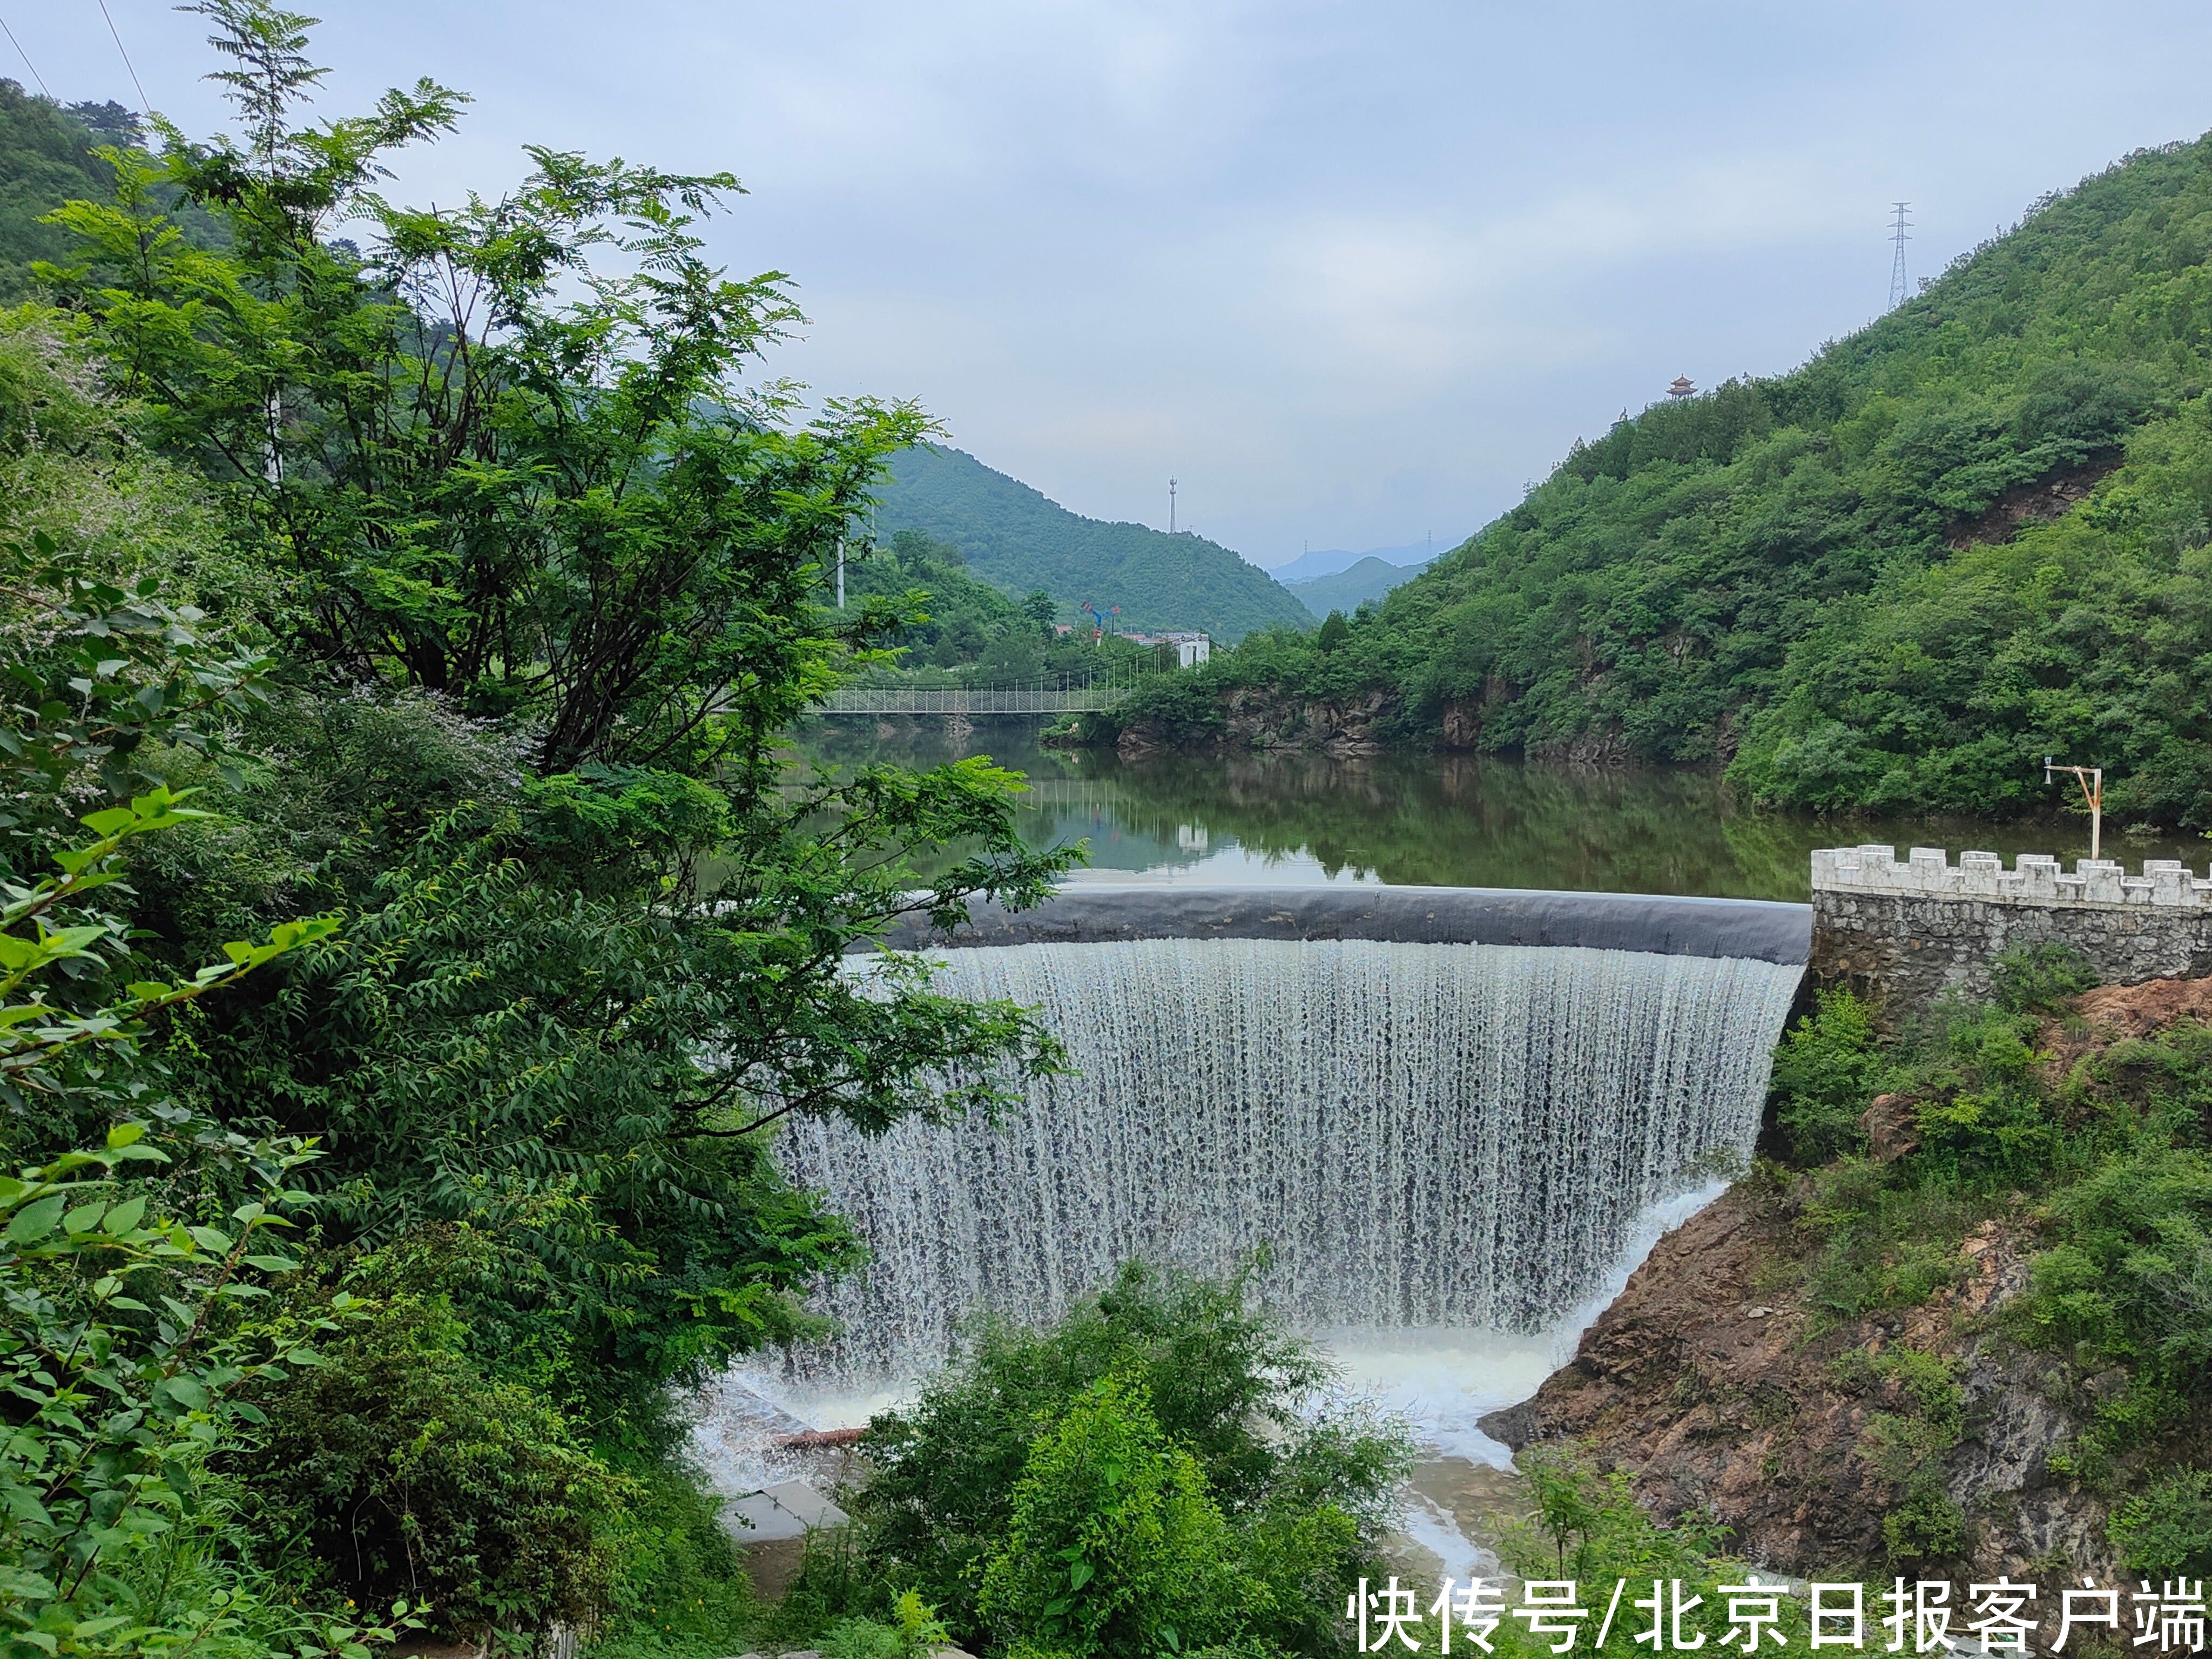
[1811, 845, 2212, 1006]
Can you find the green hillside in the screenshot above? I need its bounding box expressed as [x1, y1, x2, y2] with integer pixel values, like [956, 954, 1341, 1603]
[0, 84, 133, 298]
[1285, 554, 1430, 616]
[1111, 132, 2212, 830]
[872, 443, 1314, 640]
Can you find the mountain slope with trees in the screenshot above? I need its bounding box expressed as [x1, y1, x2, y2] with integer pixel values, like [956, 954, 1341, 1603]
[872, 443, 1314, 640]
[1105, 133, 2212, 829]
[1284, 553, 1431, 615]
[0, 82, 134, 296]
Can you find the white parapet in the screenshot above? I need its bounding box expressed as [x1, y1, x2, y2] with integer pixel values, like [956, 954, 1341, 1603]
[1810, 847, 2212, 911]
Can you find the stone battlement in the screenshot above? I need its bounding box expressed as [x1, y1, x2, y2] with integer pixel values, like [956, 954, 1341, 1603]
[1811, 847, 2212, 1007]
[1813, 846, 2212, 911]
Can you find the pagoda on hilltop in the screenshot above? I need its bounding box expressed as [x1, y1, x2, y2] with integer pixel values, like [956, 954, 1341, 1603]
[1667, 375, 1696, 399]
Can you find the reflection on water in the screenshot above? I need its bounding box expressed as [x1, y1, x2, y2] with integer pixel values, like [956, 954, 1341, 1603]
[795, 719, 2210, 900]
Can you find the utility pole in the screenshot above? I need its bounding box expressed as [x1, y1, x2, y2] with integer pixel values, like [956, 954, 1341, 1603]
[1169, 477, 1178, 535]
[835, 535, 845, 609]
[2045, 756, 2104, 861]
[1888, 202, 1912, 310]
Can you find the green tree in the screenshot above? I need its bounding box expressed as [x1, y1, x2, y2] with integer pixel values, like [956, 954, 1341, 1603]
[975, 1376, 1267, 1659]
[844, 1260, 1408, 1653]
[34, 0, 1078, 1446]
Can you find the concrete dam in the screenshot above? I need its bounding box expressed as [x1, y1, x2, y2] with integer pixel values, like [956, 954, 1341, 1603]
[773, 884, 1812, 1388]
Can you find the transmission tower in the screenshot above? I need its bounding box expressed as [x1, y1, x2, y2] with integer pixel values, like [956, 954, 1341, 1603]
[1888, 201, 1912, 309]
[1169, 477, 1178, 534]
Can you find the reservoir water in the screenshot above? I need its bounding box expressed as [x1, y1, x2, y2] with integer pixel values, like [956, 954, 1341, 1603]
[794, 721, 2204, 896]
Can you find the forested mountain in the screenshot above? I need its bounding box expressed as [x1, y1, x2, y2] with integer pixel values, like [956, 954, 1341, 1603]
[0, 83, 129, 295]
[1285, 553, 1431, 615]
[1266, 538, 1437, 583]
[872, 443, 1314, 639]
[1113, 132, 2212, 830]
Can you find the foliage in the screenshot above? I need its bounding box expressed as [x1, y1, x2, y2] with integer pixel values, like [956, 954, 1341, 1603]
[11, 2, 1083, 1463]
[974, 1374, 1269, 1659]
[582, 1462, 760, 1659]
[840, 529, 1155, 683]
[1827, 1348, 1967, 1568]
[818, 1259, 1412, 1655]
[0, 532, 271, 869]
[817, 1593, 949, 1659]
[0, 1123, 381, 1659]
[0, 529, 375, 1659]
[0, 4, 1109, 1650]
[1767, 988, 1890, 1164]
[1485, 1447, 1809, 1655]
[0, 87, 136, 300]
[232, 1267, 629, 1633]
[1504, 1445, 1733, 1584]
[2111, 1468, 2212, 1578]
[871, 445, 1313, 641]
[1990, 940, 2102, 1014]
[1764, 951, 2212, 1569]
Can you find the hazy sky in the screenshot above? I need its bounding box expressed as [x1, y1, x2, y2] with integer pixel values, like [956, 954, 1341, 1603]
[11, 2, 2212, 565]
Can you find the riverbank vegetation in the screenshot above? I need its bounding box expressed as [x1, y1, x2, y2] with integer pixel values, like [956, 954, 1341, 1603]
[840, 530, 1161, 685]
[1765, 950, 2212, 1573]
[1101, 133, 2212, 830]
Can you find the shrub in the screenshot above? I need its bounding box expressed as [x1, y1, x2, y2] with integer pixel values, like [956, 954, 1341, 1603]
[235, 1283, 630, 1638]
[975, 1376, 1266, 1659]
[1990, 941, 2099, 1015]
[585, 1460, 760, 1659]
[1769, 989, 1887, 1164]
[2112, 1469, 2212, 1577]
[831, 1260, 1410, 1654]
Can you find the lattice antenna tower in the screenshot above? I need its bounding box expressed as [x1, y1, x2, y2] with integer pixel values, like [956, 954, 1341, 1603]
[1888, 201, 1912, 309]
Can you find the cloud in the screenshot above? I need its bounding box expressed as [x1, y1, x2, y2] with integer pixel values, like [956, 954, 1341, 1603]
[18, 0, 2212, 557]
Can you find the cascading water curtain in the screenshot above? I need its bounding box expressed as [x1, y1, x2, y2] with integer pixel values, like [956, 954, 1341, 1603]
[773, 938, 1803, 1387]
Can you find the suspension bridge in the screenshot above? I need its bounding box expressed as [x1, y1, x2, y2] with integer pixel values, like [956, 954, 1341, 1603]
[813, 679, 1139, 716]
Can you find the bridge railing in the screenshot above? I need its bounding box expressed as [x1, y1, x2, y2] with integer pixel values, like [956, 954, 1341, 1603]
[814, 683, 1136, 716]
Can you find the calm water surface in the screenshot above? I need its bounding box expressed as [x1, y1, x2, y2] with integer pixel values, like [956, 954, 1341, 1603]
[798, 719, 2210, 900]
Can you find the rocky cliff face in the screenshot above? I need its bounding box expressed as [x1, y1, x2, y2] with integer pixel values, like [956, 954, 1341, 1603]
[1478, 1183, 2103, 1580]
[1113, 688, 1396, 761]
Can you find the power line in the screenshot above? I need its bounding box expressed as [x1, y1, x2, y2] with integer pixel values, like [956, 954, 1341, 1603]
[0, 15, 50, 97]
[1887, 201, 1912, 310]
[95, 0, 150, 112]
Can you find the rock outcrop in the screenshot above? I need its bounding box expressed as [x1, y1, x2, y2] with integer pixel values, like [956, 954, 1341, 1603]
[1114, 688, 1396, 760]
[1478, 1183, 2104, 1579]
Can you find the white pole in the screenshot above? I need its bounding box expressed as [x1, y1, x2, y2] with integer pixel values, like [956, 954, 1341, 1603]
[836, 536, 845, 609]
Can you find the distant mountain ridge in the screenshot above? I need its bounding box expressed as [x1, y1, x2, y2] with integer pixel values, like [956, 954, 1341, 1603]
[1284, 555, 1433, 616]
[870, 446, 1313, 640]
[1265, 540, 1441, 584]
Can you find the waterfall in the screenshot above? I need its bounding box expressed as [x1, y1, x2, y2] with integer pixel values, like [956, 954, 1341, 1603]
[772, 934, 1803, 1387]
